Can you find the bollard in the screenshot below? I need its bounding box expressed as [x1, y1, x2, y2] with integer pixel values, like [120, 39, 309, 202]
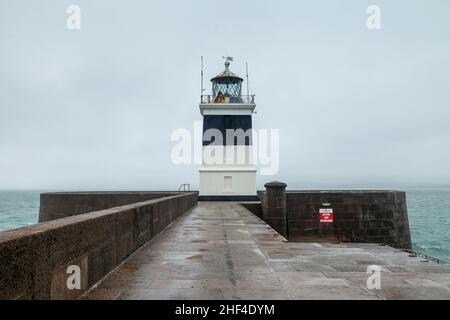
[263, 181, 287, 238]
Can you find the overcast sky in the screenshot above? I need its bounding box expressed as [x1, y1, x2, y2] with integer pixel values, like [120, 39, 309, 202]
[0, 0, 449, 190]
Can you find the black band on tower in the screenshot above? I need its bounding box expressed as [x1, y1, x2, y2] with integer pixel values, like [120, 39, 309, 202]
[203, 115, 252, 146]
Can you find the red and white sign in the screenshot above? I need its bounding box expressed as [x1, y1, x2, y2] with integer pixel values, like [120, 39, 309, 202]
[319, 208, 334, 223]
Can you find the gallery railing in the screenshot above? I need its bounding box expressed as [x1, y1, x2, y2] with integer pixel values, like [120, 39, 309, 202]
[200, 95, 255, 104]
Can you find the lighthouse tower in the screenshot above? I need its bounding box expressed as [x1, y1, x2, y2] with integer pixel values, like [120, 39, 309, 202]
[199, 57, 257, 200]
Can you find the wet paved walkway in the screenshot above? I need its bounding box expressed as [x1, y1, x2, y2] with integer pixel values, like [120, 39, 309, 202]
[84, 203, 450, 300]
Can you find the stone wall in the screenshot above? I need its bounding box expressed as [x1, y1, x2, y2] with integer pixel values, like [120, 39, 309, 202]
[285, 191, 411, 249]
[39, 192, 182, 222]
[0, 192, 197, 300]
[260, 187, 411, 250]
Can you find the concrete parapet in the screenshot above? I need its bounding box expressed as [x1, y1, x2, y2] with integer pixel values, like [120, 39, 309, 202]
[0, 192, 197, 300]
[39, 191, 182, 222]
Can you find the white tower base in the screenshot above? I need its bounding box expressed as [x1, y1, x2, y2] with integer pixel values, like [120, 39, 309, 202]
[199, 168, 257, 196]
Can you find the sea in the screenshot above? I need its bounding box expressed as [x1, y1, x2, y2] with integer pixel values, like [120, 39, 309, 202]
[0, 188, 448, 263]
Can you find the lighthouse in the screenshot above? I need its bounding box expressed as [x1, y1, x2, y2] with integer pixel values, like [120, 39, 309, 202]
[198, 57, 257, 200]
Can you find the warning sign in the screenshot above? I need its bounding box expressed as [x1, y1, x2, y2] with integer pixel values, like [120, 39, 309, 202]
[319, 208, 334, 223]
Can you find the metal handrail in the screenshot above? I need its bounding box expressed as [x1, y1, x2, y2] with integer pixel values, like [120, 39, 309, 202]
[341, 231, 449, 265]
[401, 249, 449, 265]
[178, 184, 190, 192]
[200, 95, 255, 104]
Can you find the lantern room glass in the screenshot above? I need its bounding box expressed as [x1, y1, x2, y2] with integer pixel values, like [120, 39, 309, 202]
[212, 77, 242, 97]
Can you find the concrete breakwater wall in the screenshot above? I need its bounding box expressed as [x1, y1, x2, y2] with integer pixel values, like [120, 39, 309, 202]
[0, 192, 197, 300]
[259, 183, 412, 250]
[39, 191, 182, 222]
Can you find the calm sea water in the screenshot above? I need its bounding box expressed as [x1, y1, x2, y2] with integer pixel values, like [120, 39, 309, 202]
[0, 189, 448, 262]
[0, 191, 40, 231]
[405, 187, 450, 262]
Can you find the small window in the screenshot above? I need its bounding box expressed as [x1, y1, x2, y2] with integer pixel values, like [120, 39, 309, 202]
[224, 176, 232, 192]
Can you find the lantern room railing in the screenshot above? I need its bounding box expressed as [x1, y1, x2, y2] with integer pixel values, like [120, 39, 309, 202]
[200, 95, 255, 104]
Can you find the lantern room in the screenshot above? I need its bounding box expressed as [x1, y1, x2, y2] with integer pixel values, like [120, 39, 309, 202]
[200, 56, 255, 105]
[211, 60, 242, 95]
[210, 57, 243, 103]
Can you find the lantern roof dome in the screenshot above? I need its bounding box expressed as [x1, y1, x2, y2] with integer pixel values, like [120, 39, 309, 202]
[211, 69, 243, 82]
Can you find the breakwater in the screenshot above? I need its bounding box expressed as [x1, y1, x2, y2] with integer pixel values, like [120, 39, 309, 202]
[0, 192, 197, 299]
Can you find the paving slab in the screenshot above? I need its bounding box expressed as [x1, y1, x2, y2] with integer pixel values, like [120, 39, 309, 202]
[83, 202, 450, 300]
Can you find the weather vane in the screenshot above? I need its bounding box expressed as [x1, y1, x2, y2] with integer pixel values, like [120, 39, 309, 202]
[222, 56, 234, 71]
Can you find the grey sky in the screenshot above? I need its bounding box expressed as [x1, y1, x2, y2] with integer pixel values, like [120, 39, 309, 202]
[0, 0, 449, 190]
